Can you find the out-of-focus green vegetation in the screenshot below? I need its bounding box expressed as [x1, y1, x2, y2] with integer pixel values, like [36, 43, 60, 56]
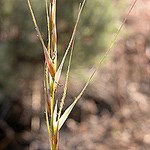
[0, 0, 124, 102]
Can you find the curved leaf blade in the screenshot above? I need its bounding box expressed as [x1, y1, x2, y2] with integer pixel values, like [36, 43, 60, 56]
[58, 0, 138, 130]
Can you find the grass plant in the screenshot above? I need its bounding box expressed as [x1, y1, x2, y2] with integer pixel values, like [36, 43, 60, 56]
[26, 0, 138, 149]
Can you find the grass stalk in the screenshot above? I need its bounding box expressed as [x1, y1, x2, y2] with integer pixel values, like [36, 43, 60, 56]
[26, 0, 138, 149]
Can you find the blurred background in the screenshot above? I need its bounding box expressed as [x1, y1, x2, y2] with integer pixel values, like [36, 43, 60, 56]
[0, 0, 150, 149]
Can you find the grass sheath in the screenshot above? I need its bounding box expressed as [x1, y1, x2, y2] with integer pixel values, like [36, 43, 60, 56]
[26, 0, 138, 149]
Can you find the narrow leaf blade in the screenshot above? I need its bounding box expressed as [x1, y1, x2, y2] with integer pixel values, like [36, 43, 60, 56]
[58, 72, 91, 130]
[58, 101, 76, 130]
[58, 0, 138, 130]
[54, 0, 86, 90]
